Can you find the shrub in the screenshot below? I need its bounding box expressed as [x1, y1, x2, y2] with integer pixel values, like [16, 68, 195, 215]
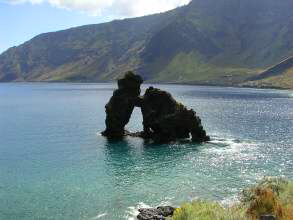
[173, 177, 293, 220]
[274, 181, 293, 220]
[172, 200, 246, 220]
[241, 176, 293, 220]
[245, 187, 283, 219]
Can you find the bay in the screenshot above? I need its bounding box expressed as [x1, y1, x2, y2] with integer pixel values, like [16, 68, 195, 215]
[0, 83, 292, 220]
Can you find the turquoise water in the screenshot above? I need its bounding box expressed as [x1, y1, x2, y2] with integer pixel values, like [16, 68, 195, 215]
[0, 83, 292, 220]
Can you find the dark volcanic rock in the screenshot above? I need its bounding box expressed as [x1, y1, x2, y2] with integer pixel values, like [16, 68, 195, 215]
[101, 71, 143, 138]
[139, 87, 210, 143]
[137, 206, 175, 220]
[259, 215, 276, 220]
[102, 72, 209, 143]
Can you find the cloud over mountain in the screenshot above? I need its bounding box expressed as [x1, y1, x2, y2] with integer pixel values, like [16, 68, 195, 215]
[1, 0, 191, 17]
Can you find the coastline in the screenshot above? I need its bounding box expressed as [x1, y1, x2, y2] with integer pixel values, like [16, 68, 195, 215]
[137, 177, 293, 220]
[0, 80, 292, 91]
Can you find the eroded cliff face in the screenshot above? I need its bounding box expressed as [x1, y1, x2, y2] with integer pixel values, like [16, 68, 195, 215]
[102, 72, 210, 143]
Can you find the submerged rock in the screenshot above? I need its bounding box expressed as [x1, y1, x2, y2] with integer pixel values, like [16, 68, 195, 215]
[102, 72, 209, 143]
[137, 206, 175, 220]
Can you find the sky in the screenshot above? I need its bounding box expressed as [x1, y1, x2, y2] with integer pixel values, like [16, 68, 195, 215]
[0, 0, 190, 54]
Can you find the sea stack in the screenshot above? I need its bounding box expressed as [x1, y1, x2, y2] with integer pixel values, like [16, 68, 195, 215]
[139, 86, 210, 143]
[102, 71, 210, 143]
[101, 71, 143, 138]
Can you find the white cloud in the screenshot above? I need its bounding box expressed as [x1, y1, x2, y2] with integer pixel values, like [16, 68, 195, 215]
[1, 0, 191, 17]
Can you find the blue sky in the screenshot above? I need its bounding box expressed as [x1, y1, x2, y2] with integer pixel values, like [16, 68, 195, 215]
[0, 0, 190, 54]
[0, 2, 108, 54]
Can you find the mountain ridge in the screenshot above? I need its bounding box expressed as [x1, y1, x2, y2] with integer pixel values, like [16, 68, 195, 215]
[242, 56, 293, 89]
[0, 0, 293, 89]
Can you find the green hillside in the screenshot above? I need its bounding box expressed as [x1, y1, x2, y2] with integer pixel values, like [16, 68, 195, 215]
[0, 0, 293, 88]
[242, 56, 293, 89]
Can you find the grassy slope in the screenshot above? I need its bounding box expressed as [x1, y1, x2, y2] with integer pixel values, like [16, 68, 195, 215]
[242, 68, 293, 89]
[0, 0, 292, 88]
[173, 177, 293, 220]
[151, 52, 255, 85]
[141, 0, 293, 87]
[0, 11, 178, 82]
[242, 57, 293, 89]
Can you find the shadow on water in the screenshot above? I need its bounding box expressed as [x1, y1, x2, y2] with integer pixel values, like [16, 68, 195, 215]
[100, 137, 207, 212]
[101, 135, 246, 167]
[102, 137, 204, 177]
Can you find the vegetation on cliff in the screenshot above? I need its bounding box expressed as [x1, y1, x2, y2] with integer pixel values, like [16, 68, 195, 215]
[242, 56, 293, 89]
[173, 177, 293, 220]
[1, 0, 293, 89]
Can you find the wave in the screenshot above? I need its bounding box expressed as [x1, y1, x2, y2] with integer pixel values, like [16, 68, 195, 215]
[90, 213, 107, 219]
[125, 202, 152, 220]
[125, 197, 177, 219]
[122, 136, 259, 219]
[96, 132, 103, 137]
[206, 136, 258, 155]
[220, 195, 240, 207]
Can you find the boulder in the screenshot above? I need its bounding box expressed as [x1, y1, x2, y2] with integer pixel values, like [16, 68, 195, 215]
[137, 206, 175, 220]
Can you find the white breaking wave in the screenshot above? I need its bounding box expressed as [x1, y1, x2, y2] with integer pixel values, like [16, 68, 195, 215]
[90, 212, 107, 219]
[220, 195, 240, 207]
[125, 199, 176, 220]
[207, 136, 258, 154]
[96, 132, 102, 136]
[125, 202, 152, 220]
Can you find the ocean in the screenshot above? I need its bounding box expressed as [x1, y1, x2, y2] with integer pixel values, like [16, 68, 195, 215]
[0, 83, 292, 219]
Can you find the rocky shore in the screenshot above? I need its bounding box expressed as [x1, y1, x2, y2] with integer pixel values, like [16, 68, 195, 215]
[137, 206, 175, 220]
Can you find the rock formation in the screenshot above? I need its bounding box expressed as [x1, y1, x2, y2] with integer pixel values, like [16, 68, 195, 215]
[138, 87, 210, 143]
[102, 72, 210, 143]
[101, 71, 143, 138]
[137, 206, 175, 220]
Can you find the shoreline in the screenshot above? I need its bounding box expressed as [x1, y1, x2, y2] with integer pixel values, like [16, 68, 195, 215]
[0, 81, 292, 91]
[137, 177, 293, 220]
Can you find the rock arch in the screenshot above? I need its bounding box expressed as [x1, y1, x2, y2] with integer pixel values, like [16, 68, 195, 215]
[102, 71, 210, 143]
